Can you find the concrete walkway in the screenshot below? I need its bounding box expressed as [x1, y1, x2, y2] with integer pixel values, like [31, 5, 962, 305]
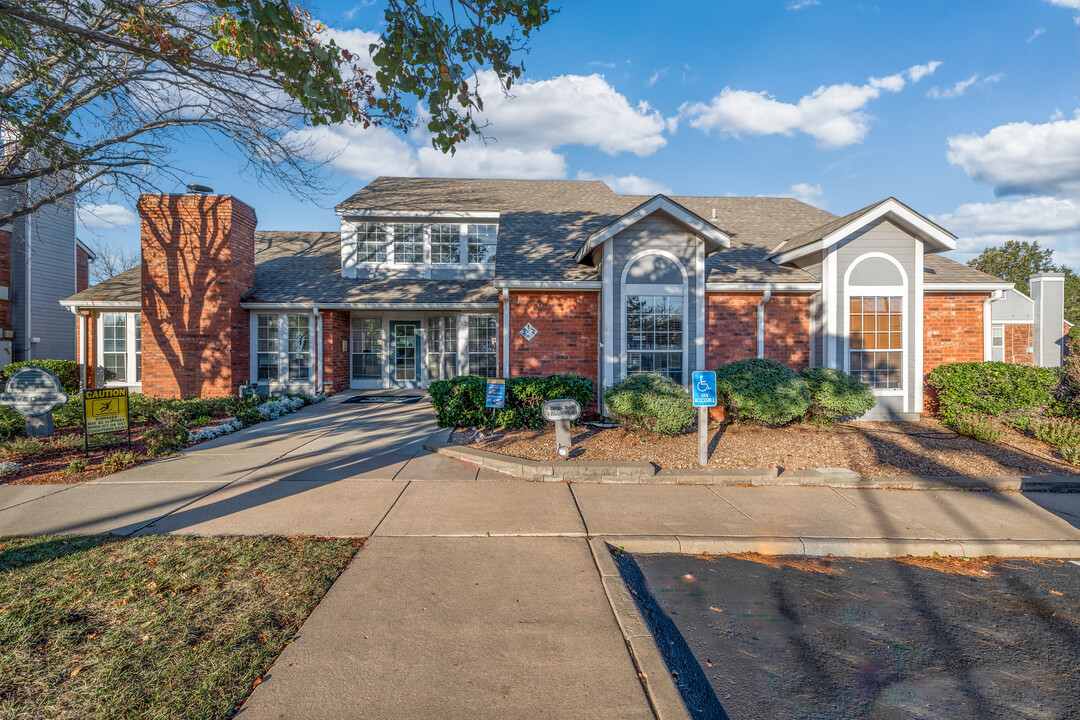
[2, 392, 1080, 718]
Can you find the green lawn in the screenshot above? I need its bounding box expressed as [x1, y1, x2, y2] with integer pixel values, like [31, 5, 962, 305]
[0, 535, 361, 720]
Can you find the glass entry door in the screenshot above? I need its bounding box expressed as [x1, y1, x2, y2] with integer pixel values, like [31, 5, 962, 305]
[389, 321, 421, 388]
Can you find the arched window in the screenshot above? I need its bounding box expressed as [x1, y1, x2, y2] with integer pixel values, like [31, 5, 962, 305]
[622, 250, 687, 383]
[844, 253, 907, 392]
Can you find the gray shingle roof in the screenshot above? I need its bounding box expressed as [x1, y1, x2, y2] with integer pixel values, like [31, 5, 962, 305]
[63, 267, 140, 303]
[923, 254, 1009, 284]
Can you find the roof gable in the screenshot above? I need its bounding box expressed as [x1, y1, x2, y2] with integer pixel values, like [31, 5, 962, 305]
[768, 197, 957, 265]
[573, 194, 730, 265]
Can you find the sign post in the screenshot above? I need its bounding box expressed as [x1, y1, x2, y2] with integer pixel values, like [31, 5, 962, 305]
[692, 371, 717, 468]
[0, 367, 70, 437]
[542, 399, 581, 459]
[83, 387, 131, 456]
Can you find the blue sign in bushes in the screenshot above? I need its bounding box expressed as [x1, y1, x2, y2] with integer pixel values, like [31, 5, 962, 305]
[485, 378, 506, 408]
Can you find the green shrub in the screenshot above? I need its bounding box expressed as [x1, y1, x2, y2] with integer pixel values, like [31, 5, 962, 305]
[236, 407, 261, 426]
[191, 414, 213, 428]
[428, 374, 594, 429]
[2, 436, 46, 459]
[714, 358, 810, 427]
[51, 433, 85, 452]
[1060, 445, 1080, 465]
[63, 458, 89, 476]
[101, 451, 138, 474]
[927, 361, 1059, 425]
[0, 359, 79, 394]
[144, 422, 189, 456]
[602, 373, 695, 437]
[799, 367, 875, 423]
[945, 414, 1004, 443]
[1031, 418, 1080, 448]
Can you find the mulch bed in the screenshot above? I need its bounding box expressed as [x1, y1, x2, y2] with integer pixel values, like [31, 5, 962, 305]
[450, 418, 1080, 477]
[0, 425, 154, 485]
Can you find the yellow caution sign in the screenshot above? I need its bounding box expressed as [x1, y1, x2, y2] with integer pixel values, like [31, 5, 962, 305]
[84, 387, 129, 435]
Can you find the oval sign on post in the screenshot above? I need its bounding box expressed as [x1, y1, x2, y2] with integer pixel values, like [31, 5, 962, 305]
[542, 399, 581, 423]
[0, 367, 69, 416]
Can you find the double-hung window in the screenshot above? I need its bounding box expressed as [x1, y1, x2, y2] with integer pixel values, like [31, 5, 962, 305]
[255, 313, 313, 385]
[287, 314, 311, 381]
[467, 315, 498, 377]
[849, 297, 902, 390]
[256, 315, 280, 382]
[356, 222, 387, 263]
[426, 317, 458, 381]
[392, 223, 423, 263]
[466, 224, 497, 263]
[626, 295, 684, 383]
[430, 224, 461, 264]
[100, 312, 142, 385]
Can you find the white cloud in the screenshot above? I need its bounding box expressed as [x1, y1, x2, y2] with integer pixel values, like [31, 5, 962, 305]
[759, 183, 826, 207]
[78, 204, 137, 229]
[1044, 0, 1080, 8]
[647, 67, 668, 88]
[934, 196, 1080, 269]
[1028, 27, 1047, 42]
[787, 0, 820, 8]
[946, 111, 1080, 197]
[286, 70, 668, 181]
[679, 62, 940, 148]
[576, 171, 672, 195]
[927, 73, 1002, 99]
[319, 27, 380, 74]
[468, 71, 667, 156]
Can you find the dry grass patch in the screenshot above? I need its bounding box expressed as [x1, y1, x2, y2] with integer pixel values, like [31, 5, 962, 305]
[0, 535, 360, 720]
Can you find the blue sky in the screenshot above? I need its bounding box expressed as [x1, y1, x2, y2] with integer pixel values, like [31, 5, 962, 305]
[79, 0, 1080, 268]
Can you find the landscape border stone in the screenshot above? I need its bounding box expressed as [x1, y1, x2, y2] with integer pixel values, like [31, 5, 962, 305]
[424, 433, 1080, 491]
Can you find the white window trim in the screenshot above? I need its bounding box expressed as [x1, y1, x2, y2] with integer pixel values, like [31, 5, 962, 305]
[842, 252, 908, 401]
[620, 249, 689, 386]
[352, 220, 498, 270]
[97, 311, 141, 390]
[248, 312, 317, 393]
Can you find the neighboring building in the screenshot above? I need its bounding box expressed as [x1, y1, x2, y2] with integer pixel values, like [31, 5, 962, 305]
[61, 178, 1066, 419]
[0, 193, 94, 365]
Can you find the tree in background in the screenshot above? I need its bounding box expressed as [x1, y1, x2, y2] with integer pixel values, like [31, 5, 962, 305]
[86, 238, 140, 285]
[967, 239, 1080, 325]
[0, 0, 551, 225]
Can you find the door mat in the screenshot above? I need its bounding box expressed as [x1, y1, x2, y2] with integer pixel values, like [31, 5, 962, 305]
[342, 394, 425, 405]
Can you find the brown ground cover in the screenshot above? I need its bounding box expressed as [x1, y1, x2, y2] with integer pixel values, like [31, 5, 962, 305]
[451, 418, 1080, 476]
[0, 426, 152, 485]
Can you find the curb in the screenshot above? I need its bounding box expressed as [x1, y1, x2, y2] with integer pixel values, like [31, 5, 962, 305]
[424, 436, 1080, 491]
[597, 535, 1080, 559]
[589, 537, 692, 720]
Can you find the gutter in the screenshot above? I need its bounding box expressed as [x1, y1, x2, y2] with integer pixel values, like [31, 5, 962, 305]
[238, 302, 499, 311]
[757, 290, 772, 359]
[706, 282, 820, 293]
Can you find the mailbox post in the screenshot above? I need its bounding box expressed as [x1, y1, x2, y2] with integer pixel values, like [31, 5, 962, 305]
[692, 371, 717, 467]
[542, 399, 581, 459]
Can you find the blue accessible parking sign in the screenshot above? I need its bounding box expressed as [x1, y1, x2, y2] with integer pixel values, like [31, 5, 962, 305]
[692, 371, 717, 407]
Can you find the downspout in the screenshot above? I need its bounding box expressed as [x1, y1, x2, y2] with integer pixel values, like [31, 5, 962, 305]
[313, 307, 323, 395]
[756, 290, 772, 359]
[502, 287, 510, 378]
[983, 290, 1003, 361]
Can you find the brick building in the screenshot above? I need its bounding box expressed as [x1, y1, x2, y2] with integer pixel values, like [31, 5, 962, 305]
[61, 178, 1066, 419]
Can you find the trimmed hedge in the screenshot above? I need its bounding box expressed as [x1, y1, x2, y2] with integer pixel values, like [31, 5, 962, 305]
[1, 359, 79, 395]
[602, 373, 695, 436]
[926, 361, 1059, 425]
[799, 367, 876, 423]
[715, 358, 810, 427]
[429, 374, 594, 429]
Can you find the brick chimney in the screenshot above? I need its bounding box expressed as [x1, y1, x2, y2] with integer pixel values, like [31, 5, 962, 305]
[138, 194, 256, 398]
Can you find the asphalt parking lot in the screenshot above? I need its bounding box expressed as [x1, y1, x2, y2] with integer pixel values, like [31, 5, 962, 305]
[617, 552, 1080, 720]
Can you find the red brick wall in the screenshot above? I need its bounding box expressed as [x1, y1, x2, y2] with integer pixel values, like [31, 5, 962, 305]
[923, 292, 989, 375]
[76, 246, 91, 293]
[507, 290, 599, 400]
[705, 293, 811, 371]
[1003, 323, 1034, 365]
[321, 310, 351, 394]
[139, 194, 256, 398]
[0, 230, 11, 332]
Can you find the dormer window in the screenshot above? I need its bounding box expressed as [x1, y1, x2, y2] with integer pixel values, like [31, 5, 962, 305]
[350, 219, 498, 267]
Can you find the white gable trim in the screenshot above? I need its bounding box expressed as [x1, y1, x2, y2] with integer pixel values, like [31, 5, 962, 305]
[574, 194, 730, 264]
[770, 199, 956, 266]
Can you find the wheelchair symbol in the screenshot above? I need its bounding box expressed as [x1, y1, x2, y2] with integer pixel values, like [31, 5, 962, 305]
[696, 378, 711, 393]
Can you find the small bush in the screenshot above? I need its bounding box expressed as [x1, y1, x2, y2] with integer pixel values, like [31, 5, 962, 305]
[2, 436, 46, 459]
[236, 407, 261, 426]
[101, 451, 138, 474]
[429, 374, 594, 429]
[1060, 445, 1080, 466]
[0, 460, 21, 476]
[1031, 418, 1080, 448]
[144, 422, 189, 456]
[927, 362, 1059, 425]
[188, 418, 243, 443]
[799, 367, 876, 423]
[63, 459, 89, 476]
[191, 414, 213, 428]
[51, 433, 85, 452]
[1, 359, 79, 394]
[715, 358, 810, 427]
[602, 373, 695, 436]
[945, 414, 1004, 443]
